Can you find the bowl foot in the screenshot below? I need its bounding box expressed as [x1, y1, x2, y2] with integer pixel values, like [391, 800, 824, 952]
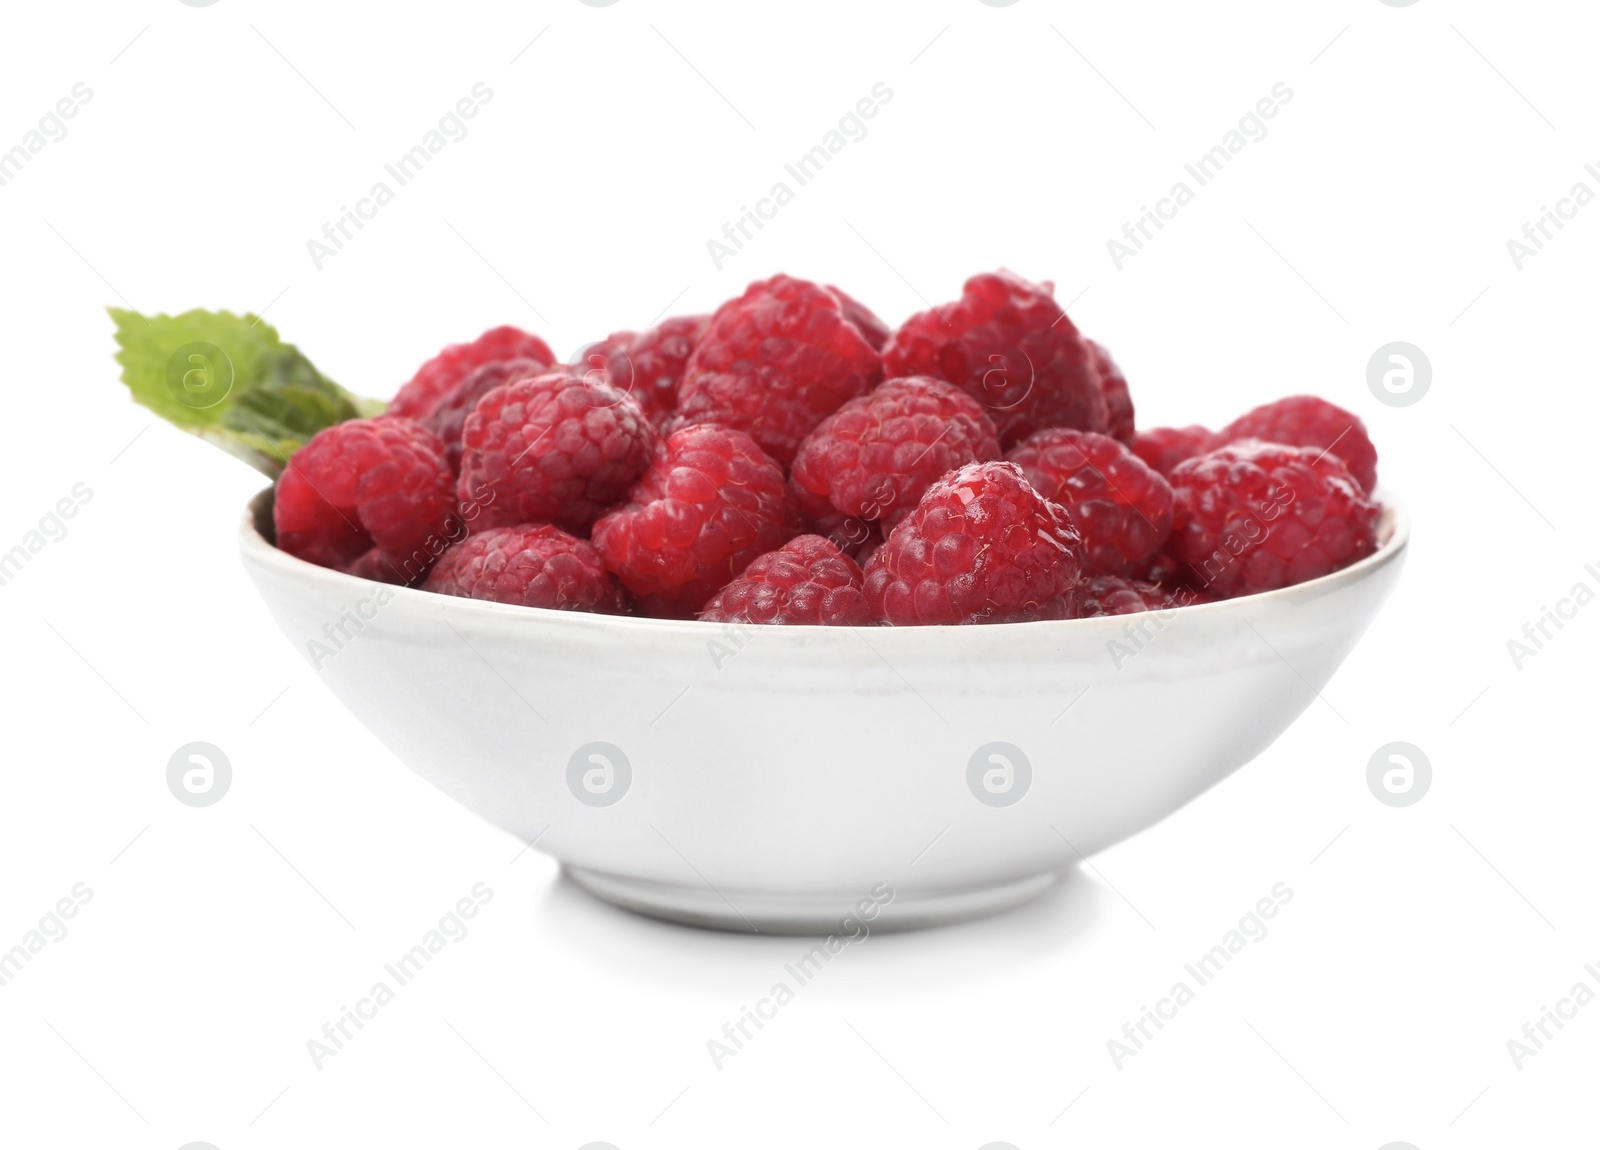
[562, 865, 1067, 935]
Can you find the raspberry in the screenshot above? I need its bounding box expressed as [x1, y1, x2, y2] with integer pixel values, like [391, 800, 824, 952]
[880, 270, 1107, 448]
[1131, 425, 1216, 477]
[390, 325, 554, 420]
[423, 524, 627, 613]
[1006, 428, 1173, 577]
[863, 461, 1087, 625]
[587, 314, 710, 424]
[1011, 428, 1177, 578]
[592, 424, 796, 617]
[1218, 395, 1379, 494]
[698, 534, 871, 625]
[457, 372, 656, 536]
[1090, 340, 1135, 442]
[1165, 440, 1380, 598]
[423, 358, 547, 473]
[275, 417, 457, 584]
[790, 376, 1002, 531]
[676, 275, 883, 466]
[825, 285, 890, 350]
[1076, 575, 1195, 617]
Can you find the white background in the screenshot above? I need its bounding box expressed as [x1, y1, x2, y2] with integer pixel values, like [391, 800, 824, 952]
[1, 1, 1596, 1147]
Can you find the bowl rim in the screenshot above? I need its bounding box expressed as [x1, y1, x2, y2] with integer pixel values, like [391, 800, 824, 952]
[240, 484, 1410, 637]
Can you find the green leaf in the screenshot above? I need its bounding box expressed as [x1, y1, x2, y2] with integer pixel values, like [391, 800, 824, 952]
[108, 307, 383, 476]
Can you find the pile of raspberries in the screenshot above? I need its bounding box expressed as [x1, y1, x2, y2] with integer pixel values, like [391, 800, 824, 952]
[274, 271, 1382, 626]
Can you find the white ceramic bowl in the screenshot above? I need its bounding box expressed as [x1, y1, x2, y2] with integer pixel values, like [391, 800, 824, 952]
[240, 488, 1408, 933]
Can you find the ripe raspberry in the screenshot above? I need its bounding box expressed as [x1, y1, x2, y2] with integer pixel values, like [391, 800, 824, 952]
[1090, 340, 1135, 442]
[1006, 428, 1173, 577]
[698, 534, 871, 625]
[1165, 440, 1379, 598]
[1218, 395, 1378, 494]
[863, 461, 1087, 625]
[880, 270, 1108, 448]
[586, 314, 710, 425]
[1131, 425, 1217, 477]
[457, 372, 655, 536]
[676, 275, 883, 466]
[423, 524, 627, 614]
[390, 325, 554, 420]
[592, 424, 796, 617]
[275, 417, 457, 584]
[423, 358, 546, 473]
[1011, 428, 1177, 578]
[790, 376, 1002, 531]
[825, 285, 890, 350]
[1076, 575, 1195, 618]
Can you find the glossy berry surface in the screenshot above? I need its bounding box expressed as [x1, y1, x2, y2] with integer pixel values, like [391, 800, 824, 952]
[1131, 425, 1217, 477]
[1218, 395, 1378, 494]
[592, 424, 796, 617]
[1165, 440, 1379, 598]
[456, 372, 655, 535]
[698, 534, 871, 625]
[424, 524, 628, 613]
[881, 270, 1107, 448]
[592, 314, 710, 425]
[390, 325, 554, 420]
[863, 461, 1087, 625]
[676, 275, 883, 466]
[275, 417, 457, 585]
[1006, 428, 1173, 577]
[790, 376, 1001, 531]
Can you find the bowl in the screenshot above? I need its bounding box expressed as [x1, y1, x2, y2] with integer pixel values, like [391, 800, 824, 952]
[239, 488, 1408, 933]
